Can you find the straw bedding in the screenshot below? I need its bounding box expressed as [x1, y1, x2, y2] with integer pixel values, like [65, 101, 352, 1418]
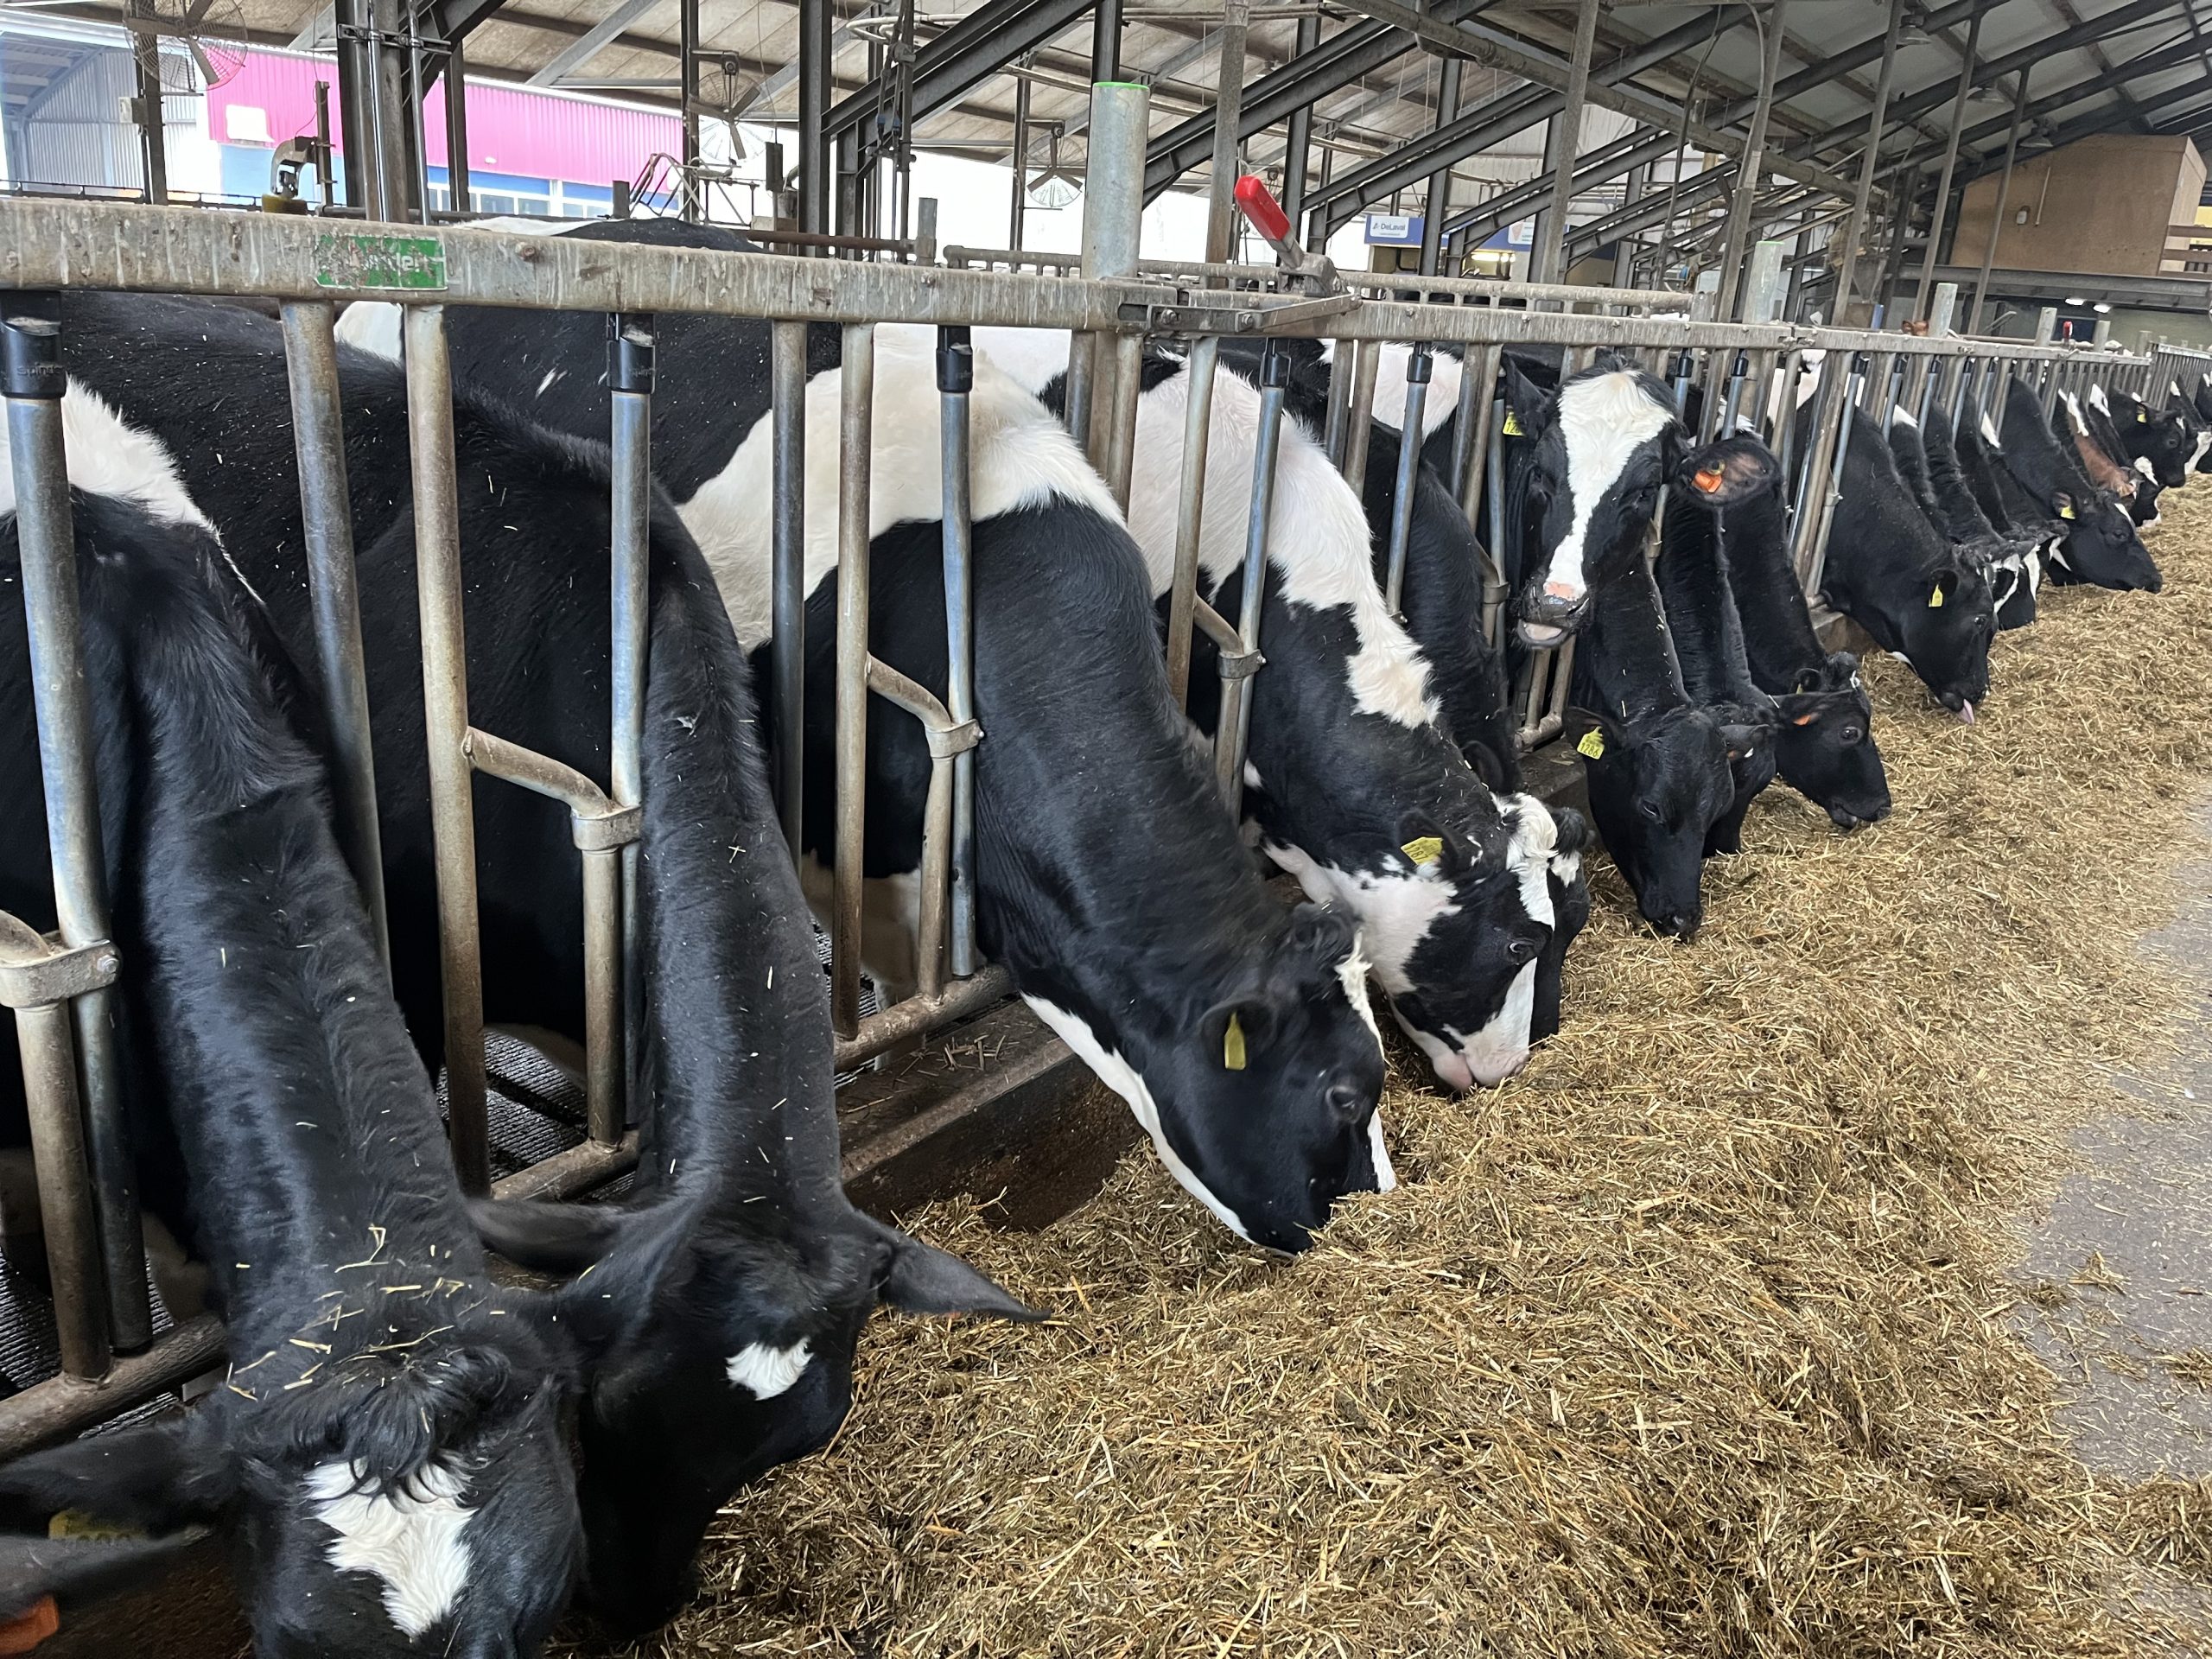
[639, 486, 2212, 1656]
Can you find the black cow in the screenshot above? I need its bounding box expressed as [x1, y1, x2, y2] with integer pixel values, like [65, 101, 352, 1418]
[1701, 445, 1891, 830]
[1805, 406, 1994, 719]
[0, 492, 581, 1656]
[347, 220, 1391, 1253]
[1998, 379, 2161, 592]
[2102, 384, 2201, 493]
[46, 291, 1029, 1637]
[2056, 388, 2151, 525]
[1917, 409, 2044, 631]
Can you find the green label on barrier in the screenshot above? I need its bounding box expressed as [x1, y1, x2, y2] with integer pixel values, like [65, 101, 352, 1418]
[313, 232, 447, 291]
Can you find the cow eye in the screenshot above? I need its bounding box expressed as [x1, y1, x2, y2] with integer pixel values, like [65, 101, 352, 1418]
[1840, 725, 1863, 745]
[1506, 938, 1536, 963]
[1638, 801, 1663, 823]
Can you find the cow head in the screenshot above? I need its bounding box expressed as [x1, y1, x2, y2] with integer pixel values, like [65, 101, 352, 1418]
[1531, 806, 1592, 1042]
[2050, 485, 2161, 592]
[1824, 547, 1993, 720]
[1564, 703, 1740, 939]
[467, 1191, 1033, 1636]
[1771, 651, 1891, 830]
[1029, 900, 1388, 1255]
[1345, 794, 1560, 1092]
[1505, 353, 1698, 648]
[2107, 385, 2197, 488]
[0, 1312, 581, 1658]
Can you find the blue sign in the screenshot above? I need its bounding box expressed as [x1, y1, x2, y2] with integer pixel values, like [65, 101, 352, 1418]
[1364, 213, 1425, 246]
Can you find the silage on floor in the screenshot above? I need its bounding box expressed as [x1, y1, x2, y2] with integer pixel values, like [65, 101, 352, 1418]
[649, 488, 2212, 1658]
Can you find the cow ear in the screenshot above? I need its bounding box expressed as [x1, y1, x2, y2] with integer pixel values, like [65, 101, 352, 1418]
[1719, 721, 1762, 762]
[857, 1217, 1042, 1322]
[0, 1414, 232, 1537]
[1929, 568, 1960, 609]
[1675, 435, 1778, 507]
[0, 1531, 210, 1627]
[2051, 490, 2077, 522]
[1393, 810, 1465, 875]
[1560, 704, 1623, 762]
[1502, 358, 1548, 434]
[1200, 996, 1276, 1072]
[468, 1195, 639, 1274]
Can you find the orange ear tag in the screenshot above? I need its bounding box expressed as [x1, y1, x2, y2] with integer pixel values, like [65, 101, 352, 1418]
[0, 1599, 58, 1656]
[1791, 712, 1818, 727]
[1694, 467, 1726, 493]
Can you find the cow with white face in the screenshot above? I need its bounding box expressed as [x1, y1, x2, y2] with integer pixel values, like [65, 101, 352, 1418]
[1504, 353, 1696, 649]
[348, 219, 1391, 1255]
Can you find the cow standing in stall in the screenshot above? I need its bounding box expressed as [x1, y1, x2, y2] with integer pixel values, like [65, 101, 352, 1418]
[0, 489, 583, 1654]
[45, 291, 1034, 1637]
[1916, 410, 2045, 631]
[344, 219, 1393, 1254]
[1998, 379, 2162, 591]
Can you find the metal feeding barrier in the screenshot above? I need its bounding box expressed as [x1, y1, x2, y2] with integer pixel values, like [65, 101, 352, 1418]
[0, 99, 2158, 1453]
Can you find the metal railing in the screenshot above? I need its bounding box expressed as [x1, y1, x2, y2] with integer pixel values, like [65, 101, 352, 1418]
[0, 174, 2155, 1453]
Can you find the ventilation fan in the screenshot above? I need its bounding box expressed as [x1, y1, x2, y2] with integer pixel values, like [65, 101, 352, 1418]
[1027, 128, 1078, 211]
[136, 0, 250, 91]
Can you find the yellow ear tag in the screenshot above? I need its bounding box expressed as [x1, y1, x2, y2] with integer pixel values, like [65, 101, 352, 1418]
[1577, 728, 1605, 760]
[1401, 835, 1444, 867]
[1223, 1013, 1247, 1071]
[48, 1510, 144, 1544]
[2059, 502, 2076, 520]
[1503, 410, 1527, 437]
[2139, 407, 2150, 423]
[1928, 585, 1946, 608]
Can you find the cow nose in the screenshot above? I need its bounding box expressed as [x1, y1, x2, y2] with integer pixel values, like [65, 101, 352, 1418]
[1655, 912, 1699, 941]
[1518, 588, 1589, 647]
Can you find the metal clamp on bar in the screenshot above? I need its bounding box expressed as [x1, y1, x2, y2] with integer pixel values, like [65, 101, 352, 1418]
[1232, 175, 1340, 296]
[3, 293, 64, 399]
[461, 728, 643, 851]
[0, 920, 119, 1011]
[608, 312, 655, 394]
[1195, 596, 1263, 681]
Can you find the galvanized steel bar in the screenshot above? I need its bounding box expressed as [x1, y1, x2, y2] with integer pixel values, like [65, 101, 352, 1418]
[1914, 8, 1981, 323]
[279, 300, 390, 975]
[1323, 338, 1354, 464]
[770, 320, 808, 857]
[400, 305, 490, 1195]
[1802, 355, 1863, 599]
[1081, 81, 1148, 479]
[1221, 346, 1287, 817]
[1967, 70, 2031, 335]
[831, 325, 874, 1038]
[1831, 0, 1905, 321]
[1716, 0, 1787, 322]
[1203, 1, 1250, 267]
[3, 295, 149, 1353]
[937, 327, 980, 980]
[604, 312, 653, 1148]
[1342, 339, 1381, 488]
[1384, 346, 1431, 612]
[1166, 334, 1220, 710]
[1483, 388, 1509, 647]
[1530, 0, 1601, 286]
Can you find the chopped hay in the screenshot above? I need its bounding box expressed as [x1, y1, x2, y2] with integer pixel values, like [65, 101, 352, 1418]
[633, 487, 2212, 1656]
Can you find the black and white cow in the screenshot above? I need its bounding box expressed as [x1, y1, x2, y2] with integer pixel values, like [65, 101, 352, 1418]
[1700, 443, 1892, 830]
[1806, 405, 1995, 720]
[0, 490, 582, 1656]
[46, 290, 1032, 1637]
[1109, 347, 1560, 1092]
[1998, 378, 2161, 592]
[2103, 384, 2204, 493]
[1654, 438, 1785, 854]
[1917, 407, 2045, 631]
[348, 219, 1391, 1253]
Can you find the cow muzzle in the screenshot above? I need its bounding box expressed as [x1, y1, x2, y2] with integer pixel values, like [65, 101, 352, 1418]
[1517, 585, 1590, 648]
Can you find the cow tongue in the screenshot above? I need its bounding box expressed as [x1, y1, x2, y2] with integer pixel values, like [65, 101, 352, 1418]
[1957, 701, 1975, 725]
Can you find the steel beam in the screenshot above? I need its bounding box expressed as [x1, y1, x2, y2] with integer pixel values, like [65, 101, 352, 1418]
[1828, 0, 1904, 319]
[1280, 10, 1321, 226]
[798, 0, 831, 232]
[1715, 0, 1786, 321]
[1912, 5, 1980, 321]
[1531, 0, 1602, 284]
[823, 0, 1093, 149]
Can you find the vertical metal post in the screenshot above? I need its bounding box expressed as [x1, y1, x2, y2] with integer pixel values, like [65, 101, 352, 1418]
[1716, 0, 1786, 321]
[937, 327, 980, 980]
[1080, 81, 1147, 483]
[333, 0, 367, 209]
[356, 0, 414, 220]
[1204, 1, 1250, 266]
[400, 306, 488, 1195]
[1803, 356, 1861, 596]
[1831, 0, 1904, 321]
[798, 0, 831, 234]
[124, 3, 168, 205]
[1914, 8, 1980, 322]
[603, 314, 652, 1147]
[314, 79, 335, 205]
[1928, 280, 1958, 338]
[1092, 0, 1121, 79]
[1322, 339, 1354, 464]
[1531, 0, 1601, 285]
[3, 296, 148, 1356]
[1008, 67, 1031, 251]
[1166, 334, 1220, 710]
[1449, 341, 1502, 504]
[1418, 60, 1462, 279]
[1742, 239, 1787, 324]
[442, 40, 470, 214]
[1968, 73, 2029, 335]
[10, 994, 108, 1380]
[770, 321, 808, 858]
[1483, 387, 1508, 645]
[1384, 346, 1431, 612]
[679, 0, 701, 223]
[280, 302, 390, 975]
[1613, 164, 1647, 289]
[1342, 340, 1380, 488]
[1281, 10, 1320, 229]
[830, 325, 874, 1038]
[1220, 346, 1287, 817]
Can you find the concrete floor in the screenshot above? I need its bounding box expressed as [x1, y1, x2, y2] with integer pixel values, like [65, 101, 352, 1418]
[2012, 799, 2212, 1479]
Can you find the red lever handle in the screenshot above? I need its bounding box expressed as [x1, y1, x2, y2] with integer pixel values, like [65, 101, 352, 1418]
[1234, 175, 1292, 245]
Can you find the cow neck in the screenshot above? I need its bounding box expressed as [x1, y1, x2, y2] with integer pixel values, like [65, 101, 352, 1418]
[1656, 497, 1765, 710]
[1921, 416, 2000, 542]
[1580, 556, 1691, 727]
[1711, 486, 1825, 694]
[83, 505, 487, 1347]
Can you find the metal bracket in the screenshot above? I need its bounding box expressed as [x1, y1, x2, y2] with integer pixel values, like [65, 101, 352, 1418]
[571, 804, 643, 852]
[924, 718, 982, 760]
[1216, 646, 1265, 682]
[1117, 291, 1358, 337]
[0, 930, 119, 1011]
